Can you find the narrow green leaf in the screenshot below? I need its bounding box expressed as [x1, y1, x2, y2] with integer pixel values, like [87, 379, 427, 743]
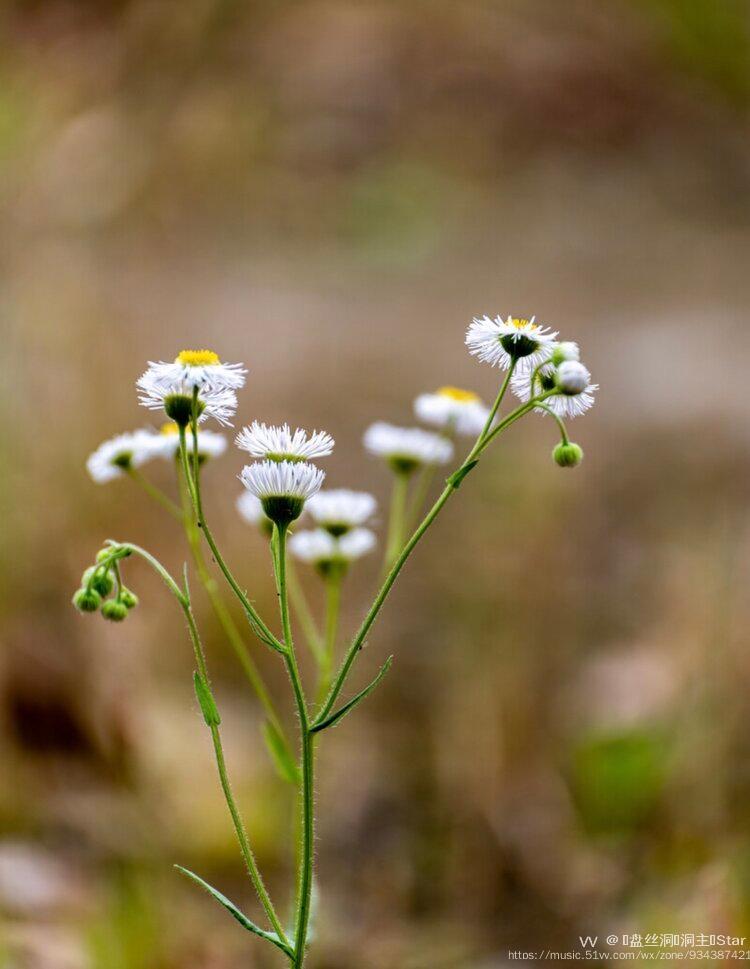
[311, 656, 393, 733]
[244, 610, 286, 654]
[175, 865, 294, 959]
[446, 460, 479, 489]
[193, 672, 221, 726]
[262, 720, 300, 786]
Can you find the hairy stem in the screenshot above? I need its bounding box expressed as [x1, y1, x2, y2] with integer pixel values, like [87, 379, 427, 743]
[180, 423, 284, 654]
[175, 466, 292, 756]
[101, 541, 289, 948]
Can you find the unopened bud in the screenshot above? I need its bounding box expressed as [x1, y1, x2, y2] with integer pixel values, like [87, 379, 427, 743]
[119, 587, 139, 610]
[552, 442, 583, 468]
[72, 587, 102, 613]
[101, 600, 128, 622]
[556, 361, 590, 396]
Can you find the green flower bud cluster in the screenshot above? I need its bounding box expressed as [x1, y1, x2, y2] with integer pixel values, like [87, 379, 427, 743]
[72, 547, 139, 621]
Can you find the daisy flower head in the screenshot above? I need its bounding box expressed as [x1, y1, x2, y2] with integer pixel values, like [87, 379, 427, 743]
[240, 459, 325, 526]
[414, 386, 490, 436]
[466, 315, 557, 371]
[87, 429, 158, 483]
[511, 360, 598, 419]
[137, 369, 239, 427]
[150, 422, 227, 462]
[289, 527, 376, 575]
[363, 422, 454, 474]
[236, 422, 334, 463]
[143, 349, 246, 392]
[306, 489, 377, 536]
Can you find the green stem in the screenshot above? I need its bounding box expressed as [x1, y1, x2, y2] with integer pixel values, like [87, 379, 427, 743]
[126, 467, 183, 519]
[533, 401, 570, 444]
[100, 541, 289, 949]
[180, 423, 285, 654]
[405, 462, 437, 533]
[317, 570, 343, 706]
[287, 559, 325, 664]
[383, 470, 410, 573]
[273, 524, 315, 968]
[175, 466, 292, 756]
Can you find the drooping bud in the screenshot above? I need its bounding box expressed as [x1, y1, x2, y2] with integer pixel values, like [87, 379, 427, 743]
[101, 600, 129, 622]
[556, 361, 590, 396]
[552, 442, 584, 468]
[119, 587, 139, 610]
[72, 587, 102, 612]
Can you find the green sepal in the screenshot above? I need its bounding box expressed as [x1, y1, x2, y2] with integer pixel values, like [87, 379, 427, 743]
[174, 865, 294, 959]
[262, 721, 300, 786]
[446, 460, 478, 489]
[193, 672, 221, 726]
[311, 656, 393, 733]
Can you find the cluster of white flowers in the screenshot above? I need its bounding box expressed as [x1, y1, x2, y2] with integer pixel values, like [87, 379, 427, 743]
[466, 315, 597, 419]
[288, 488, 378, 570]
[87, 423, 227, 483]
[289, 527, 376, 568]
[237, 422, 331, 526]
[137, 349, 247, 427]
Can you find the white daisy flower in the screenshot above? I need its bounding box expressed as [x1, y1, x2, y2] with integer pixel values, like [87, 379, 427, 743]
[288, 528, 337, 564]
[363, 422, 454, 473]
[511, 362, 598, 419]
[306, 489, 377, 536]
[149, 422, 227, 461]
[236, 422, 334, 463]
[86, 430, 158, 483]
[465, 315, 558, 371]
[339, 528, 377, 560]
[240, 459, 325, 525]
[137, 370, 239, 427]
[414, 386, 490, 436]
[142, 349, 247, 392]
[289, 527, 376, 568]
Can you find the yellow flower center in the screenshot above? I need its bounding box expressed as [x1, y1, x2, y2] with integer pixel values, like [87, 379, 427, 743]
[160, 422, 180, 436]
[437, 386, 480, 404]
[509, 317, 538, 332]
[176, 349, 221, 367]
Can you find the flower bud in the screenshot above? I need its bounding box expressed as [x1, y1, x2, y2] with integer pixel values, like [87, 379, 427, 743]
[101, 599, 129, 622]
[550, 342, 580, 366]
[552, 442, 583, 468]
[556, 361, 590, 395]
[119, 587, 139, 610]
[72, 587, 102, 612]
[96, 548, 114, 564]
[82, 566, 115, 598]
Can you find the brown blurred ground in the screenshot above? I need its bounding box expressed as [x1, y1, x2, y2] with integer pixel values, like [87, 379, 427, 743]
[2, 1, 750, 966]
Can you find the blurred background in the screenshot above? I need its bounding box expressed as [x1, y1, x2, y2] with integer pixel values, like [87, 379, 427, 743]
[2, 0, 750, 966]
